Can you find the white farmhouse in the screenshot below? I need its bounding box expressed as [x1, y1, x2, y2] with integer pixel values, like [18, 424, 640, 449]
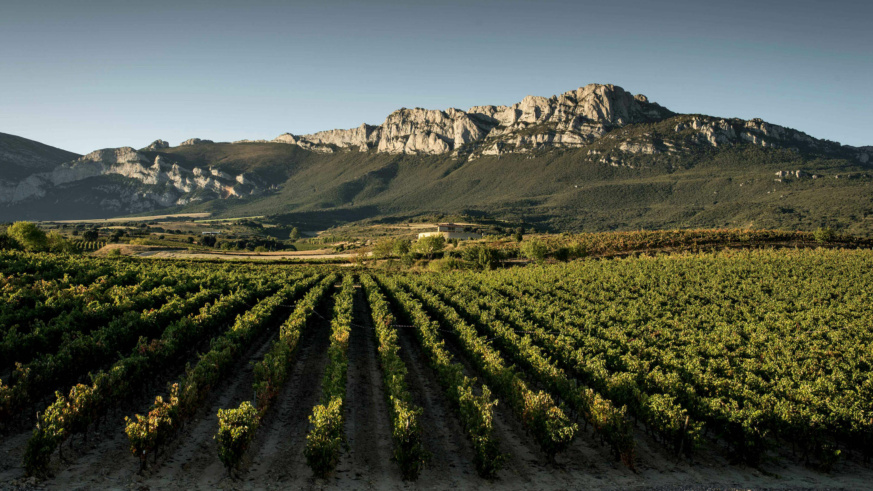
[417, 223, 482, 240]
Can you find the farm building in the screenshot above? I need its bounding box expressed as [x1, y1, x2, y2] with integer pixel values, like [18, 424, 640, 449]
[417, 223, 481, 240]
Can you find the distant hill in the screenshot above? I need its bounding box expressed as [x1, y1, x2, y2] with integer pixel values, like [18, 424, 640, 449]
[0, 132, 80, 181]
[0, 85, 870, 233]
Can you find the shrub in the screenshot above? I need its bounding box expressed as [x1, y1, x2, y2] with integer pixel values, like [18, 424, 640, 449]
[553, 247, 571, 262]
[0, 233, 20, 250]
[428, 257, 463, 272]
[814, 227, 835, 244]
[373, 238, 401, 259]
[7, 221, 47, 251]
[46, 232, 75, 253]
[393, 239, 411, 256]
[520, 239, 548, 262]
[462, 244, 501, 270]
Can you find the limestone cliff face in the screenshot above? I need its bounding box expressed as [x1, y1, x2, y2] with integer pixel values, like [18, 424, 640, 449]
[271, 84, 672, 155]
[268, 83, 854, 159]
[179, 138, 214, 146]
[471, 84, 669, 129]
[375, 108, 491, 154]
[306, 123, 381, 150]
[0, 146, 260, 206]
[672, 116, 823, 150]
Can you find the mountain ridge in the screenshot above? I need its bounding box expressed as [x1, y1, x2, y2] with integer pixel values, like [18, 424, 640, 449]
[0, 83, 870, 233]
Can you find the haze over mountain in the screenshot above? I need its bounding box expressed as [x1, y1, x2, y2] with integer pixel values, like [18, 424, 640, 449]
[1, 84, 870, 233]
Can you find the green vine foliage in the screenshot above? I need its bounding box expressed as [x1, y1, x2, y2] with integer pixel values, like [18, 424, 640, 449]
[216, 401, 260, 473]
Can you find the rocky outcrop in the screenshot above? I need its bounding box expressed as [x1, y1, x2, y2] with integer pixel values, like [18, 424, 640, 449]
[272, 123, 381, 153]
[145, 139, 169, 150]
[776, 170, 809, 179]
[305, 123, 381, 149]
[272, 133, 335, 153]
[673, 116, 828, 151]
[470, 84, 669, 130]
[375, 108, 491, 154]
[179, 138, 214, 146]
[267, 83, 864, 161]
[272, 84, 673, 156]
[0, 146, 261, 206]
[619, 141, 659, 155]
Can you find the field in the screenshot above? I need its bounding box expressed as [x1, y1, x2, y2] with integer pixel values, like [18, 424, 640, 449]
[52, 213, 213, 224]
[1, 249, 872, 489]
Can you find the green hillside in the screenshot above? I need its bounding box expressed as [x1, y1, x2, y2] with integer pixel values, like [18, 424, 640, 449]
[145, 127, 872, 234]
[1, 110, 869, 234]
[0, 132, 80, 181]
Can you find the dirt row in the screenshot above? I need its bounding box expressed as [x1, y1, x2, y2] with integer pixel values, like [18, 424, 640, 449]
[2, 284, 873, 490]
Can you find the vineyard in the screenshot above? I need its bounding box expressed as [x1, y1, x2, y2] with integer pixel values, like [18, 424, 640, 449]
[1, 249, 873, 489]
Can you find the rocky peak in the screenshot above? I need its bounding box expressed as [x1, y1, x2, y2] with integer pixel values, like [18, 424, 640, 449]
[145, 139, 169, 151]
[78, 147, 148, 165]
[179, 138, 214, 146]
[469, 84, 672, 128]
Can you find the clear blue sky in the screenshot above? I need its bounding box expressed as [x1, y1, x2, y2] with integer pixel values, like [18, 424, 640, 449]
[1, 0, 870, 154]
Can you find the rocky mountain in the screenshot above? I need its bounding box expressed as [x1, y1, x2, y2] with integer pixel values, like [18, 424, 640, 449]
[0, 84, 870, 230]
[0, 145, 263, 218]
[267, 84, 870, 163]
[272, 84, 673, 155]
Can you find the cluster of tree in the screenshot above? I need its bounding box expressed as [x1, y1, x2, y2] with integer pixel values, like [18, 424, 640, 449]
[0, 222, 75, 253]
[376, 235, 554, 272]
[372, 237, 412, 259]
[206, 236, 294, 252]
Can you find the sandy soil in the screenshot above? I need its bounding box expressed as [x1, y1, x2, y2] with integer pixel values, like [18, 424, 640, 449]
[3, 286, 873, 490]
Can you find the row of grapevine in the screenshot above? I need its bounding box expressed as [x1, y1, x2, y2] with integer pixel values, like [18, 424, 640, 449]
[73, 240, 106, 251]
[0, 250, 120, 280]
[375, 275, 504, 478]
[304, 274, 354, 477]
[440, 249, 873, 465]
[215, 273, 338, 472]
[23, 278, 281, 476]
[392, 277, 579, 459]
[469, 276, 705, 455]
[0, 281, 195, 371]
[360, 275, 427, 479]
[0, 267, 146, 338]
[416, 276, 636, 464]
[0, 288, 220, 427]
[124, 274, 321, 469]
